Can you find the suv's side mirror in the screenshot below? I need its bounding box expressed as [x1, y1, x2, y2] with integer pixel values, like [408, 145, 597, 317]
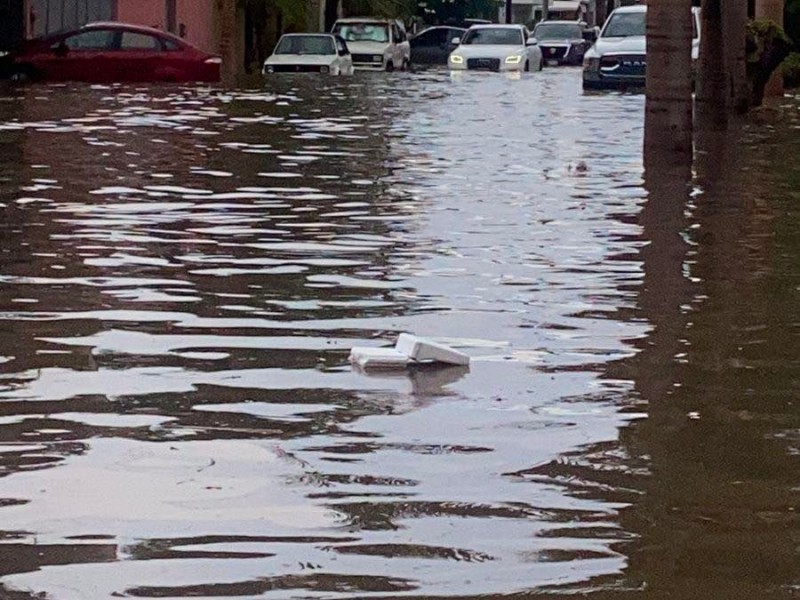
[451, 37, 461, 46]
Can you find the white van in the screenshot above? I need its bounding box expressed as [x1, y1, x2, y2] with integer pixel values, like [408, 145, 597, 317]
[331, 17, 411, 71]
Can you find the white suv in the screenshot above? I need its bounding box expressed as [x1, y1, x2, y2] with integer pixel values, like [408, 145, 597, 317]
[331, 17, 410, 71]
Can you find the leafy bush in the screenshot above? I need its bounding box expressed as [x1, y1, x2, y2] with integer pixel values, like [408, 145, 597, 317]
[782, 52, 800, 87]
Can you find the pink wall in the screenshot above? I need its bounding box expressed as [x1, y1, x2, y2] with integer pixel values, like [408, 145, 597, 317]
[176, 0, 215, 54]
[115, 0, 216, 54]
[117, 0, 165, 31]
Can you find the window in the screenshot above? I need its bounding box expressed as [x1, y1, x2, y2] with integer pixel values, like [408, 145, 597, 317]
[333, 23, 390, 43]
[413, 28, 449, 47]
[120, 32, 162, 50]
[61, 29, 115, 50]
[603, 13, 646, 38]
[533, 23, 584, 40]
[275, 35, 336, 55]
[462, 28, 523, 46]
[335, 37, 349, 55]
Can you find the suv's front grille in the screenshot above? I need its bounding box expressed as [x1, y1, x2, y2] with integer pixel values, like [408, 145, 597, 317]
[467, 58, 500, 71]
[542, 46, 568, 60]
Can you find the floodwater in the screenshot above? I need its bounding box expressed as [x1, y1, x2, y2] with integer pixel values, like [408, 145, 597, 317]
[0, 69, 797, 599]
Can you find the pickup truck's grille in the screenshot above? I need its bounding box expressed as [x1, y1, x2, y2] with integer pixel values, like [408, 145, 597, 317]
[352, 54, 380, 64]
[467, 58, 500, 71]
[600, 54, 646, 78]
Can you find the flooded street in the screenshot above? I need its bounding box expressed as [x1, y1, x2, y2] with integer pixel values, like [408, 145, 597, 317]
[0, 69, 798, 599]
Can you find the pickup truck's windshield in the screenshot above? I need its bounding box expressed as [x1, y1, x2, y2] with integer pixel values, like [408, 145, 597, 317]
[602, 12, 645, 37]
[333, 23, 389, 43]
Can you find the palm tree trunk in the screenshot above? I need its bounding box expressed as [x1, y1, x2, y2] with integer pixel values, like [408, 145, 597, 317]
[696, 0, 728, 127]
[644, 0, 694, 167]
[726, 0, 750, 113]
[218, 0, 238, 86]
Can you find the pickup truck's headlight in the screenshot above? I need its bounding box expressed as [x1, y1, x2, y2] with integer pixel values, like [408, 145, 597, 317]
[583, 56, 600, 71]
[450, 55, 463, 64]
[505, 55, 522, 64]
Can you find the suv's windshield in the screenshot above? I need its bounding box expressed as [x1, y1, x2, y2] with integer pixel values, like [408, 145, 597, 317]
[333, 23, 389, 43]
[602, 12, 645, 37]
[533, 23, 583, 40]
[462, 27, 523, 45]
[275, 35, 335, 55]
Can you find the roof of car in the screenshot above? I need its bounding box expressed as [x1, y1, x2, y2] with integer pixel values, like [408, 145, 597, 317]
[281, 33, 336, 37]
[82, 21, 172, 35]
[610, 4, 699, 13]
[611, 5, 646, 12]
[334, 17, 397, 24]
[469, 23, 526, 29]
[536, 20, 585, 25]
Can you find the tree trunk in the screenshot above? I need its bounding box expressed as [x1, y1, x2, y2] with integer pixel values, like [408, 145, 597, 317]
[218, 0, 237, 86]
[644, 0, 695, 167]
[696, 0, 728, 127]
[726, 0, 750, 113]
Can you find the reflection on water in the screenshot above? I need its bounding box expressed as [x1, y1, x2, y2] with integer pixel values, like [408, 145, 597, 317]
[0, 73, 798, 599]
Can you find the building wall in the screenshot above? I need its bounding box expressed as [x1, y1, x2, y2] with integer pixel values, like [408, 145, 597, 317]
[26, 0, 115, 38]
[116, 0, 215, 52]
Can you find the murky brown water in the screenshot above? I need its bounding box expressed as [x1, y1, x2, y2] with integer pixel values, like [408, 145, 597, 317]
[0, 70, 798, 599]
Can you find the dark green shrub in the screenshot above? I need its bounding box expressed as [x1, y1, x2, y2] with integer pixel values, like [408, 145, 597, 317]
[782, 52, 800, 87]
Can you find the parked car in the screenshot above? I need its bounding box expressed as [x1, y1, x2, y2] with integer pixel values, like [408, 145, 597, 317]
[532, 20, 593, 66]
[7, 22, 221, 83]
[331, 17, 410, 71]
[582, 5, 701, 89]
[263, 34, 353, 75]
[409, 26, 466, 66]
[448, 24, 543, 72]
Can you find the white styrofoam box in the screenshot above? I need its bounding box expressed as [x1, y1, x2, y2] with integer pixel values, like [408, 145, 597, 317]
[349, 347, 411, 370]
[394, 333, 470, 366]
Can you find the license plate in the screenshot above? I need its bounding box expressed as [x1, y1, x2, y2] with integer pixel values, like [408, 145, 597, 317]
[546, 59, 559, 66]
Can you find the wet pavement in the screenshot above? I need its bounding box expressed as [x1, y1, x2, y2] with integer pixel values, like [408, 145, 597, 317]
[0, 69, 798, 599]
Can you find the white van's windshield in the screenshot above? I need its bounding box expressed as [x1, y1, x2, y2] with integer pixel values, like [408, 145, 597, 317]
[333, 23, 389, 43]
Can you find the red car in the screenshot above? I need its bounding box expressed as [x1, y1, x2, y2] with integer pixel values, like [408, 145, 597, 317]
[10, 22, 221, 83]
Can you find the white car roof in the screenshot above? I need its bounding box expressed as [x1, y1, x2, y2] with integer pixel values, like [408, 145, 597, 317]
[469, 24, 524, 29]
[335, 17, 395, 24]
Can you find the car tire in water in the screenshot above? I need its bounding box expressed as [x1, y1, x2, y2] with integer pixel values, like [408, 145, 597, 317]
[386, 61, 394, 72]
[10, 65, 36, 83]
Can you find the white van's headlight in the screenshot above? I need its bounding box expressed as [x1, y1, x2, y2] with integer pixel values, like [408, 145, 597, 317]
[450, 55, 463, 64]
[583, 56, 600, 71]
[505, 55, 522, 64]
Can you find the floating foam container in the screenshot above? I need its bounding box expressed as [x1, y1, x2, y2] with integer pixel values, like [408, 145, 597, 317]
[349, 334, 470, 370]
[394, 333, 470, 366]
[348, 347, 411, 370]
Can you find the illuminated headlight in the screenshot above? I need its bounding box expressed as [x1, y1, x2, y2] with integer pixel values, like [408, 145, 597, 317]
[505, 55, 522, 64]
[583, 56, 600, 71]
[450, 55, 463, 64]
[372, 55, 383, 63]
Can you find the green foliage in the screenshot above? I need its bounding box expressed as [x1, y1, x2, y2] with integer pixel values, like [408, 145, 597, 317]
[747, 19, 792, 64]
[342, 0, 419, 19]
[272, 0, 310, 28]
[416, 0, 502, 24]
[782, 52, 800, 87]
